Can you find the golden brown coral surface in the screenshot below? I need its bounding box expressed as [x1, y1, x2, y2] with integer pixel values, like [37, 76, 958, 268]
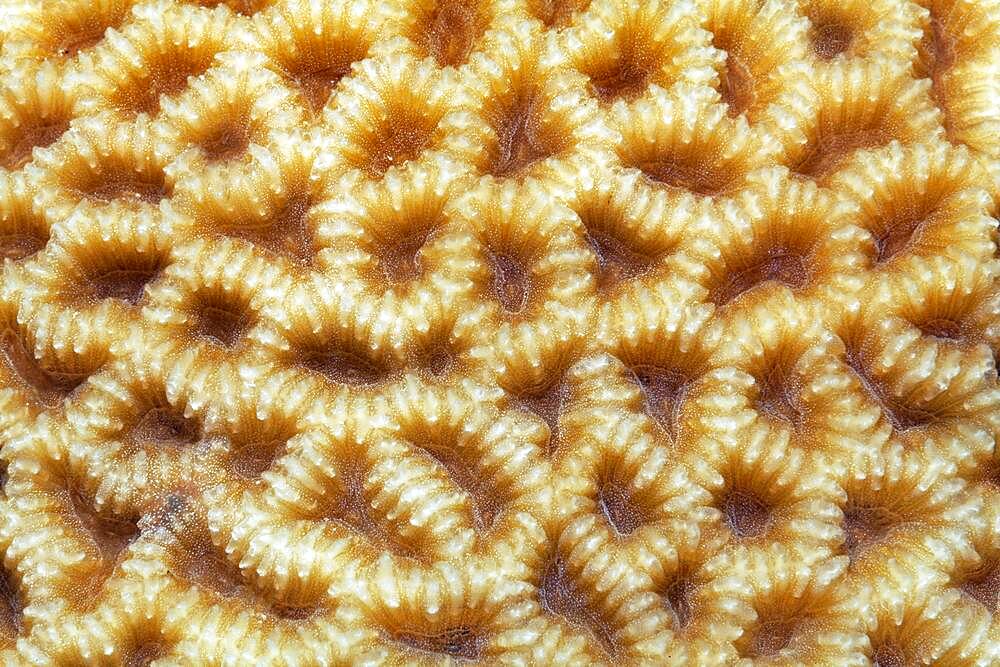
[0, 0, 998, 664]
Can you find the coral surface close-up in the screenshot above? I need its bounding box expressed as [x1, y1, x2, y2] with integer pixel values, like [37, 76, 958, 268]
[0, 0, 998, 664]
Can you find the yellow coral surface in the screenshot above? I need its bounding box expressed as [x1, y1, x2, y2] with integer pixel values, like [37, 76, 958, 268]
[0, 0, 998, 664]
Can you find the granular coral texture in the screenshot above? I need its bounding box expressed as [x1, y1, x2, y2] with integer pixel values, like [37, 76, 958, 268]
[0, 0, 997, 664]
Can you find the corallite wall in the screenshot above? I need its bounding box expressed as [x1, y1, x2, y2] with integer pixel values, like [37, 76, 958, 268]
[0, 0, 997, 664]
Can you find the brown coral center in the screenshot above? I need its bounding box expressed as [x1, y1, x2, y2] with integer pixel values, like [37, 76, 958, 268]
[597, 475, 647, 536]
[221, 194, 317, 264]
[229, 439, 287, 480]
[298, 345, 391, 386]
[488, 87, 555, 178]
[418, 0, 488, 67]
[1, 119, 69, 170]
[354, 105, 437, 178]
[0, 564, 22, 644]
[512, 374, 567, 452]
[84, 173, 170, 206]
[319, 459, 421, 559]
[66, 484, 140, 607]
[0, 231, 47, 261]
[123, 641, 169, 667]
[527, 0, 590, 29]
[792, 129, 891, 180]
[709, 246, 809, 306]
[486, 248, 531, 313]
[719, 52, 755, 117]
[587, 49, 652, 103]
[88, 268, 160, 305]
[961, 559, 1000, 613]
[413, 439, 501, 532]
[392, 627, 485, 660]
[128, 405, 202, 448]
[872, 642, 908, 667]
[189, 297, 252, 348]
[663, 576, 695, 631]
[811, 22, 853, 60]
[635, 155, 737, 197]
[843, 344, 937, 432]
[0, 328, 89, 408]
[746, 617, 799, 657]
[584, 224, 661, 290]
[539, 554, 617, 656]
[198, 120, 250, 163]
[872, 213, 925, 264]
[379, 229, 432, 283]
[628, 364, 689, 441]
[754, 361, 803, 427]
[721, 489, 771, 538]
[842, 504, 897, 558]
[915, 317, 963, 341]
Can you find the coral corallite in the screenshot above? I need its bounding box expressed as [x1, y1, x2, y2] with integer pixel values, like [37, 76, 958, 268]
[0, 0, 999, 664]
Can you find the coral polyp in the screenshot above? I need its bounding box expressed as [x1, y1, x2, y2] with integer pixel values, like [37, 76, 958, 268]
[0, 0, 998, 663]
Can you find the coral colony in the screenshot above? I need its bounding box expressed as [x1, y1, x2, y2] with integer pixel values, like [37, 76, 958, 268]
[0, 0, 998, 664]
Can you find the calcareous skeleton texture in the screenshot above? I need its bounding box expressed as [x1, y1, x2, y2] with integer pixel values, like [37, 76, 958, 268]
[0, 0, 997, 664]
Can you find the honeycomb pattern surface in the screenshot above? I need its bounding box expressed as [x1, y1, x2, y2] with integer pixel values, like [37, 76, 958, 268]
[0, 0, 998, 664]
